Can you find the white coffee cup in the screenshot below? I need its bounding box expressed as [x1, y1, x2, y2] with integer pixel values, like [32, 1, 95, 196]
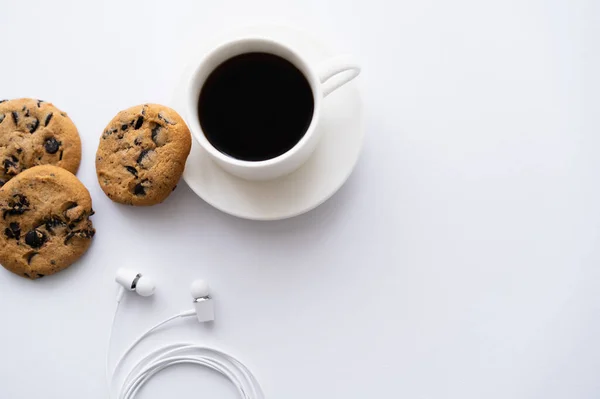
[187, 37, 360, 181]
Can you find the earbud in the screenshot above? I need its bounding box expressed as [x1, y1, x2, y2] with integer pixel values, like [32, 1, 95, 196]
[113, 270, 212, 323]
[191, 279, 214, 322]
[115, 268, 156, 300]
[134, 276, 156, 297]
[190, 279, 210, 299]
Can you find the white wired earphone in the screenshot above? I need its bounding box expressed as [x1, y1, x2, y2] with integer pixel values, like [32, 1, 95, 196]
[107, 268, 263, 399]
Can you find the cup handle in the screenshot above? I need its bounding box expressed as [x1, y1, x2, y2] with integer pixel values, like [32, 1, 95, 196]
[317, 56, 361, 97]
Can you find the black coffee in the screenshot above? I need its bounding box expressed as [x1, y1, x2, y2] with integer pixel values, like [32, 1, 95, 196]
[198, 52, 314, 161]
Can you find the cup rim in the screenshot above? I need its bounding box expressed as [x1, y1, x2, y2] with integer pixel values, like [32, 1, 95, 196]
[186, 37, 322, 169]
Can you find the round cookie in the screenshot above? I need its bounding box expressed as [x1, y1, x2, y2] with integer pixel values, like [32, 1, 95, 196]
[96, 104, 191, 206]
[0, 165, 95, 279]
[0, 98, 81, 186]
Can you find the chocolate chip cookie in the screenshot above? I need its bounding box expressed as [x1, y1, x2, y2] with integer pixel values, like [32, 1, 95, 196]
[0, 98, 81, 186]
[95, 104, 191, 206]
[0, 165, 95, 279]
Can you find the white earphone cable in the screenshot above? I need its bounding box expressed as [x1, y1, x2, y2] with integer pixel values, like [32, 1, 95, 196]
[106, 299, 120, 399]
[106, 297, 263, 399]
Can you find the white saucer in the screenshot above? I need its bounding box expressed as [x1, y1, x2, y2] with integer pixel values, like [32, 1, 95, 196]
[172, 25, 364, 221]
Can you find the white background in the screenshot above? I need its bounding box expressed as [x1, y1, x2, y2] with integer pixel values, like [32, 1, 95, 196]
[0, 0, 598, 398]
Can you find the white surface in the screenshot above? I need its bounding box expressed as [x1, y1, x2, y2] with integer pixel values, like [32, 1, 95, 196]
[0, 1, 598, 399]
[180, 25, 364, 220]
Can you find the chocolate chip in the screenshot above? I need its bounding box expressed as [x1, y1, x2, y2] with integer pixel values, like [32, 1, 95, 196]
[11, 111, 18, 125]
[151, 125, 162, 145]
[0, 114, 4, 124]
[158, 112, 175, 125]
[15, 194, 29, 207]
[51, 260, 56, 265]
[2, 158, 15, 174]
[3, 208, 23, 219]
[44, 113, 53, 126]
[137, 149, 150, 164]
[134, 179, 150, 196]
[0, 180, 4, 187]
[3, 157, 18, 175]
[44, 216, 65, 234]
[21, 105, 27, 112]
[134, 116, 144, 130]
[134, 137, 142, 146]
[24, 108, 30, 117]
[3, 158, 13, 170]
[27, 117, 39, 133]
[3, 194, 29, 218]
[10, 222, 20, 235]
[37, 100, 44, 108]
[4, 222, 20, 239]
[44, 137, 60, 154]
[133, 184, 145, 195]
[125, 166, 138, 177]
[90, 209, 95, 216]
[121, 124, 128, 131]
[0, 100, 6, 103]
[141, 105, 147, 116]
[26, 253, 38, 265]
[102, 127, 117, 139]
[16, 148, 22, 154]
[64, 231, 75, 245]
[59, 150, 63, 161]
[36, 273, 44, 278]
[25, 229, 46, 248]
[64, 228, 95, 244]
